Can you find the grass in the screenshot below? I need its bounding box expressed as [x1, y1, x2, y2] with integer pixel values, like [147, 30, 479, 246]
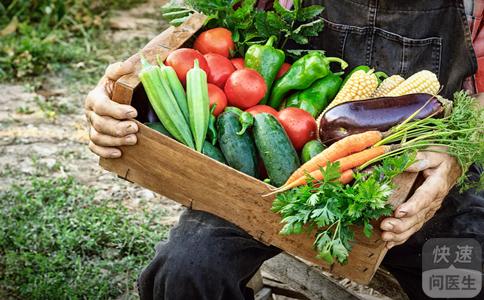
[0, 176, 169, 299]
[0, 0, 149, 81]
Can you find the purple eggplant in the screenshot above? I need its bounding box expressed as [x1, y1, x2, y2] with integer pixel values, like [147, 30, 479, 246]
[319, 93, 449, 145]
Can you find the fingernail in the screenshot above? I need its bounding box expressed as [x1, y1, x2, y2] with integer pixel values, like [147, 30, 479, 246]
[416, 159, 428, 170]
[396, 210, 407, 218]
[126, 135, 137, 144]
[126, 123, 138, 134]
[381, 221, 394, 231]
[110, 150, 121, 158]
[126, 110, 137, 118]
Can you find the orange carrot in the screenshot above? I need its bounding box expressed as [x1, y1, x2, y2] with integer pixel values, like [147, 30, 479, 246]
[268, 146, 389, 195]
[339, 169, 355, 184]
[285, 131, 382, 185]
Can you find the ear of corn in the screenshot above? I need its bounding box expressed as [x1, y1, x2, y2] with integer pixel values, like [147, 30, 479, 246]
[387, 70, 440, 96]
[325, 69, 379, 111]
[371, 75, 405, 97]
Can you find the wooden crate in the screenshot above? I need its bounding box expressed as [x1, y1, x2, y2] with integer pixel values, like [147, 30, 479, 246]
[99, 13, 419, 284]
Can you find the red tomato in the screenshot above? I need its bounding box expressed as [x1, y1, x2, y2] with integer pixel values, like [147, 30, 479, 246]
[165, 48, 210, 85]
[231, 58, 245, 70]
[245, 105, 279, 118]
[276, 62, 291, 79]
[224, 69, 267, 110]
[193, 28, 235, 58]
[278, 107, 317, 151]
[207, 83, 227, 116]
[204, 53, 235, 88]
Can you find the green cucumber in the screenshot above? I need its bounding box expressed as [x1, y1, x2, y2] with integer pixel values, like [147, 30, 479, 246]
[253, 113, 300, 187]
[217, 111, 258, 177]
[202, 141, 226, 164]
[301, 140, 326, 163]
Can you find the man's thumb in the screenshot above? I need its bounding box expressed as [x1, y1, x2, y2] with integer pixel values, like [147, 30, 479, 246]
[105, 61, 134, 81]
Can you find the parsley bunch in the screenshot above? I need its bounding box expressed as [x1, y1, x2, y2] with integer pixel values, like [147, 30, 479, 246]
[161, 0, 325, 55]
[272, 153, 416, 264]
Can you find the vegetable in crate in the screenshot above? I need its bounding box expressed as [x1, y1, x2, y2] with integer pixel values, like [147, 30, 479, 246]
[223, 106, 254, 136]
[253, 113, 300, 187]
[341, 65, 388, 87]
[285, 72, 343, 117]
[202, 141, 226, 164]
[194, 27, 235, 58]
[276, 63, 291, 80]
[245, 105, 279, 118]
[272, 153, 416, 264]
[207, 83, 227, 116]
[278, 108, 318, 151]
[186, 60, 210, 152]
[138, 56, 194, 148]
[207, 105, 218, 145]
[371, 75, 405, 97]
[217, 110, 258, 177]
[224, 69, 267, 109]
[158, 59, 190, 123]
[386, 70, 440, 96]
[269, 52, 348, 108]
[323, 69, 380, 113]
[286, 131, 383, 186]
[318, 93, 448, 145]
[165, 48, 210, 85]
[301, 140, 326, 163]
[145, 122, 173, 138]
[244, 36, 285, 104]
[205, 53, 235, 88]
[231, 58, 244, 70]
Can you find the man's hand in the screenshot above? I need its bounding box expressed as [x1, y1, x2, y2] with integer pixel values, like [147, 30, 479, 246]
[380, 148, 461, 249]
[85, 61, 138, 158]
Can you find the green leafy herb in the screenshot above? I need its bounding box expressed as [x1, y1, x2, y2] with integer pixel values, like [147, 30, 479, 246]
[272, 152, 415, 264]
[161, 0, 325, 55]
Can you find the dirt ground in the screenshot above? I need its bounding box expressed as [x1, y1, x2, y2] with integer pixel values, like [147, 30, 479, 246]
[0, 1, 405, 299]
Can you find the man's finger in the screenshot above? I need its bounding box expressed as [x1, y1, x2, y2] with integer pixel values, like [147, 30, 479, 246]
[87, 111, 138, 137]
[88, 141, 122, 158]
[105, 61, 134, 81]
[86, 88, 137, 119]
[381, 206, 430, 234]
[382, 219, 424, 244]
[406, 150, 446, 172]
[90, 127, 137, 147]
[395, 167, 448, 218]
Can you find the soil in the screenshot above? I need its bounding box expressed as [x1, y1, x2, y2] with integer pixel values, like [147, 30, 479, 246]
[0, 1, 405, 299]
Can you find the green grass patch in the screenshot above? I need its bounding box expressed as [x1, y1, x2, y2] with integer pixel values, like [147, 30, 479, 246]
[0, 176, 169, 299]
[0, 0, 148, 80]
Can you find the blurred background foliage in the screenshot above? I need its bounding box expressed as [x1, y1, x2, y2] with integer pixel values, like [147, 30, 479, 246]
[0, 0, 146, 80]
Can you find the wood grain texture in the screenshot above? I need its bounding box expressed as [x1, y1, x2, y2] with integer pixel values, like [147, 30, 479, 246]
[99, 13, 419, 285]
[100, 122, 418, 284]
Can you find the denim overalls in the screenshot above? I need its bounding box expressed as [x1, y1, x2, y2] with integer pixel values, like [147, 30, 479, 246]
[138, 2, 482, 299]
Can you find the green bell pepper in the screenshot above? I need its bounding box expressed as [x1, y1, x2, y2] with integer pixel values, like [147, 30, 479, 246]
[244, 36, 285, 105]
[341, 65, 388, 87]
[268, 52, 348, 109]
[285, 72, 344, 118]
